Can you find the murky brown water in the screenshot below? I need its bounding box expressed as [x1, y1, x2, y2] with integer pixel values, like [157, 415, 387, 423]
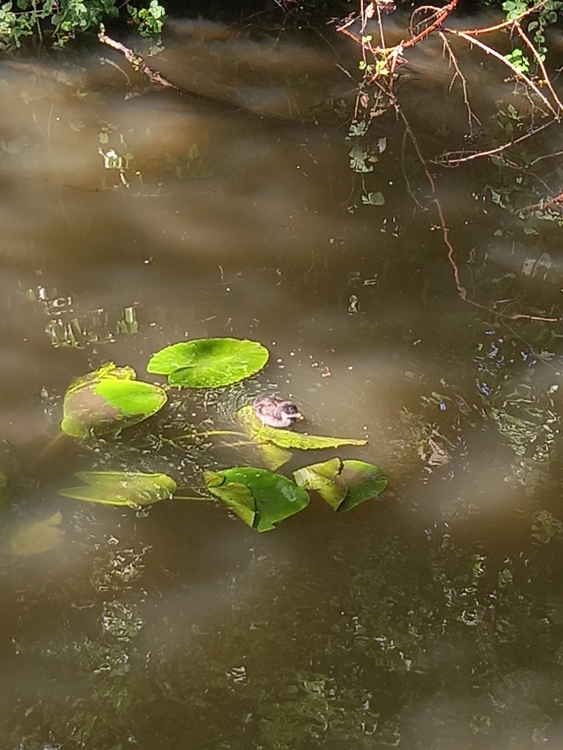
[1, 13, 563, 750]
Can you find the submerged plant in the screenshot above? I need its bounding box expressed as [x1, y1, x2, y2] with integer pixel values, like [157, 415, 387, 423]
[60, 471, 177, 508]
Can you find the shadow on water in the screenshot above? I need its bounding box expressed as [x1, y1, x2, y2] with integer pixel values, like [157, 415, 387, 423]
[1, 13, 563, 750]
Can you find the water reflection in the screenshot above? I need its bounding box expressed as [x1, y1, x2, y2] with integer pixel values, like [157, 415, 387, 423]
[1, 17, 563, 750]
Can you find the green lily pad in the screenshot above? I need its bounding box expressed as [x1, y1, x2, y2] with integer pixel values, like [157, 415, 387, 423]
[59, 471, 177, 508]
[61, 363, 167, 439]
[293, 458, 387, 511]
[237, 406, 367, 450]
[9, 511, 65, 557]
[147, 338, 269, 388]
[204, 467, 309, 532]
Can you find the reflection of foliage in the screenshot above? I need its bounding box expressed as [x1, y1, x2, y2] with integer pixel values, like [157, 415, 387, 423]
[256, 672, 379, 750]
[531, 510, 563, 544]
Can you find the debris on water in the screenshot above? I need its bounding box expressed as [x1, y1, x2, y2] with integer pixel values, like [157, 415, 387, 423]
[348, 294, 360, 314]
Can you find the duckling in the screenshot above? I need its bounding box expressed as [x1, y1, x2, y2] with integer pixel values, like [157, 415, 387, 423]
[252, 395, 303, 428]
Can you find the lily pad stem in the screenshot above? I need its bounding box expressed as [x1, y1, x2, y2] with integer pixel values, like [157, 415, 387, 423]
[174, 493, 212, 501]
[194, 430, 247, 438]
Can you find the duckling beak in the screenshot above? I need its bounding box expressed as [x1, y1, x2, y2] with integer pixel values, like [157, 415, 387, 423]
[293, 412, 304, 421]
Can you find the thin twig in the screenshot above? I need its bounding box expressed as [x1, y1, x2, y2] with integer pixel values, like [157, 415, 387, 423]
[513, 22, 563, 115]
[435, 118, 556, 165]
[98, 24, 180, 91]
[444, 28, 556, 117]
[460, 0, 549, 36]
[530, 149, 563, 166]
[439, 31, 481, 132]
[397, 103, 559, 323]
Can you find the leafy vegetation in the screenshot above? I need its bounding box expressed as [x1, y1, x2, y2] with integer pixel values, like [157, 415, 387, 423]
[0, 0, 166, 49]
[0, 337, 388, 540]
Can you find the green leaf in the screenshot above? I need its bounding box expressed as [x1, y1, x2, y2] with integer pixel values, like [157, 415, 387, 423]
[203, 472, 256, 527]
[256, 442, 293, 471]
[59, 471, 177, 508]
[204, 467, 309, 532]
[60, 362, 167, 439]
[237, 406, 367, 450]
[147, 338, 269, 388]
[293, 458, 388, 512]
[9, 511, 65, 556]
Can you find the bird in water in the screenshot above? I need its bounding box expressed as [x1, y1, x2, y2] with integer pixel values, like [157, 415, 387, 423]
[252, 395, 303, 428]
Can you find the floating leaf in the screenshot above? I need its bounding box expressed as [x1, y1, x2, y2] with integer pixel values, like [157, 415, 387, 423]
[294, 458, 387, 511]
[237, 406, 367, 450]
[204, 473, 256, 528]
[61, 362, 167, 439]
[147, 338, 269, 388]
[9, 511, 65, 557]
[204, 467, 309, 532]
[256, 442, 293, 471]
[60, 471, 177, 508]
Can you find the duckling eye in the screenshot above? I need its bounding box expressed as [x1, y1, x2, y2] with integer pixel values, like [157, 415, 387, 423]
[282, 403, 299, 415]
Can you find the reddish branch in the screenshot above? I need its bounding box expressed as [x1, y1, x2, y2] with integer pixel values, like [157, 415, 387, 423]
[98, 25, 180, 92]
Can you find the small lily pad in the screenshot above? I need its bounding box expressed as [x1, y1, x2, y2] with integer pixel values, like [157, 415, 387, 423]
[61, 363, 167, 439]
[9, 511, 65, 557]
[204, 467, 309, 532]
[147, 338, 269, 388]
[237, 406, 367, 450]
[59, 471, 177, 508]
[293, 458, 387, 511]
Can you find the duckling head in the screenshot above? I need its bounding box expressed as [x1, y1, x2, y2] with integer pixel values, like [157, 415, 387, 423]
[252, 396, 303, 428]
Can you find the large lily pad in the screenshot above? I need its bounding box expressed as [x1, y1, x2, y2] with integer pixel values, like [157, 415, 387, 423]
[237, 406, 367, 450]
[147, 338, 269, 388]
[293, 458, 387, 511]
[61, 363, 167, 439]
[59, 471, 177, 508]
[204, 467, 309, 532]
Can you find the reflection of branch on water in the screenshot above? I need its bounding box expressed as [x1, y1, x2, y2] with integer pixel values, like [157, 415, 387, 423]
[396, 103, 560, 324]
[341, 2, 561, 323]
[436, 120, 557, 166]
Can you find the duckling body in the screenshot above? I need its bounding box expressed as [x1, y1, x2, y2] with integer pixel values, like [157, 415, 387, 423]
[252, 396, 303, 428]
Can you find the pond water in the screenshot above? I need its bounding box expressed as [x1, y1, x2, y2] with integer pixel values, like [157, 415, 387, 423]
[1, 13, 563, 750]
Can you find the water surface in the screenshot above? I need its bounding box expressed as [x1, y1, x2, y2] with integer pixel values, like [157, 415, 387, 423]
[1, 16, 563, 750]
